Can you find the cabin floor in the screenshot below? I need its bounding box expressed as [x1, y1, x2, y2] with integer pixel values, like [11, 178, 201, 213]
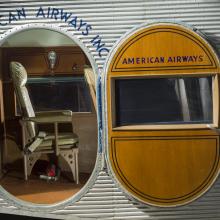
[0, 160, 90, 204]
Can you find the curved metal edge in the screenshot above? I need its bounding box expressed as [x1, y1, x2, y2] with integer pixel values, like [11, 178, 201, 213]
[102, 20, 220, 208]
[0, 23, 105, 215]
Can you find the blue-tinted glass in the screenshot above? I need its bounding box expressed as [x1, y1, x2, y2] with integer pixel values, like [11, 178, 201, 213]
[26, 77, 91, 112]
[115, 76, 213, 126]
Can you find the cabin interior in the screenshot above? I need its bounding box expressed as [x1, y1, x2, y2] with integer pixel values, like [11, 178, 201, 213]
[0, 29, 98, 204]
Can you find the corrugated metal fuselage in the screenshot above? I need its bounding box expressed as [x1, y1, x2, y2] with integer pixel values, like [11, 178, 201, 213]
[0, 1, 220, 219]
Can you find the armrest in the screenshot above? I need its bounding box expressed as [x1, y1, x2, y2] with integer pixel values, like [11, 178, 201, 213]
[35, 110, 72, 116]
[22, 110, 73, 124]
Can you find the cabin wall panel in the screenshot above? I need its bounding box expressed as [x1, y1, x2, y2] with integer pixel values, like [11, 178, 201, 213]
[2, 47, 86, 77]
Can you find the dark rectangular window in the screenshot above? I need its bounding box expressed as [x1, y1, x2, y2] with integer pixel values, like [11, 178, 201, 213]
[23, 76, 91, 112]
[114, 76, 213, 126]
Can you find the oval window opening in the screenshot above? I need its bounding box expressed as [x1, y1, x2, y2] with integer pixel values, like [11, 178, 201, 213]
[0, 28, 98, 204]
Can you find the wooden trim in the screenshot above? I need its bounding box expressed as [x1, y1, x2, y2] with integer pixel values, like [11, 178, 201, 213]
[213, 74, 219, 127]
[113, 123, 217, 131]
[84, 67, 97, 113]
[111, 79, 116, 128]
[110, 72, 217, 79]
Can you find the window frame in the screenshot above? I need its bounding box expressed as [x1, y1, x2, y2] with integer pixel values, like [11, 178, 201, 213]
[110, 73, 219, 130]
[15, 75, 94, 115]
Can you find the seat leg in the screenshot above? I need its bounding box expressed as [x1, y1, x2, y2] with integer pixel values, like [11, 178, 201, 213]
[60, 149, 79, 184]
[25, 153, 41, 180]
[74, 150, 79, 184]
[24, 154, 28, 181]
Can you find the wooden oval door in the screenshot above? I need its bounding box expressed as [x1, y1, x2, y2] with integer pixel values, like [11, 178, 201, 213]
[106, 23, 220, 206]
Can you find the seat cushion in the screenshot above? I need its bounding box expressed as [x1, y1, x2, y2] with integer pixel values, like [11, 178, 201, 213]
[37, 132, 78, 148]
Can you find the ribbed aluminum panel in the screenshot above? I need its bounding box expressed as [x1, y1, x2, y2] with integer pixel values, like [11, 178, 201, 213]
[53, 170, 150, 219]
[54, 170, 220, 219]
[1, 0, 220, 219]
[0, 0, 220, 70]
[0, 199, 16, 209]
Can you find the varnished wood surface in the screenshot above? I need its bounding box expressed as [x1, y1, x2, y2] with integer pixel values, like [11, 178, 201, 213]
[84, 67, 97, 112]
[2, 46, 87, 78]
[110, 136, 219, 206]
[109, 24, 220, 75]
[107, 23, 220, 206]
